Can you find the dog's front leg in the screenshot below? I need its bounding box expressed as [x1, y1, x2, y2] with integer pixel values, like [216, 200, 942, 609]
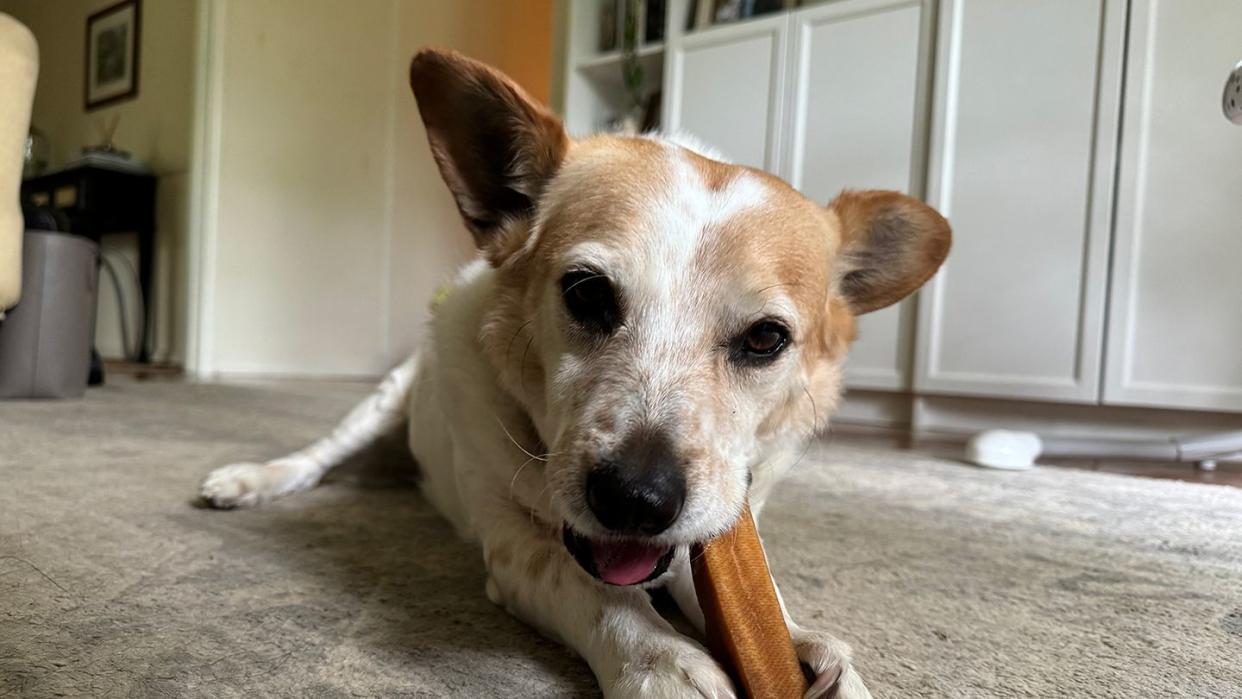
[479, 506, 735, 699]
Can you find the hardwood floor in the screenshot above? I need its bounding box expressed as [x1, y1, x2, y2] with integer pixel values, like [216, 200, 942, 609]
[827, 429, 1242, 487]
[1041, 457, 1242, 486]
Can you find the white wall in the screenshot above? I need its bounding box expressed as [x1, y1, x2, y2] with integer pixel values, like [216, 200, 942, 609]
[195, 0, 553, 378]
[0, 0, 197, 363]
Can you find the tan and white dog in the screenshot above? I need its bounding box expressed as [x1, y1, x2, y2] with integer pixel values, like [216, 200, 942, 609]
[201, 49, 950, 699]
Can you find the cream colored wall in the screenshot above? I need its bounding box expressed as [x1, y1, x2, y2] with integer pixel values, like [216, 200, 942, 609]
[199, 0, 554, 377]
[207, 0, 396, 376]
[387, 0, 554, 366]
[0, 0, 196, 363]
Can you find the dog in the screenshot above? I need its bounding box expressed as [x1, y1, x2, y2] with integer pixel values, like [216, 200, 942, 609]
[200, 48, 950, 698]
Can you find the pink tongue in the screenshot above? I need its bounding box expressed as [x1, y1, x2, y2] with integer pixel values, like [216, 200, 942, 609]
[591, 539, 667, 585]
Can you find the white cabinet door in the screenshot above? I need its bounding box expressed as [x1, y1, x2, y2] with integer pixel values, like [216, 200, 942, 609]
[913, 0, 1126, 402]
[1103, 0, 1242, 413]
[664, 14, 789, 172]
[784, 0, 930, 390]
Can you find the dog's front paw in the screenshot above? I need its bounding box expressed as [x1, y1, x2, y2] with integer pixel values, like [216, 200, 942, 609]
[606, 639, 736, 699]
[200, 462, 274, 509]
[792, 627, 871, 699]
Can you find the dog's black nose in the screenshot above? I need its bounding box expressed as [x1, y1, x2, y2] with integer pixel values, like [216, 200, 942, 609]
[585, 431, 686, 536]
[586, 464, 686, 535]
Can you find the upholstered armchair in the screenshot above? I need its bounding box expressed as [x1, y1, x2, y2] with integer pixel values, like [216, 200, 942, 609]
[0, 13, 38, 314]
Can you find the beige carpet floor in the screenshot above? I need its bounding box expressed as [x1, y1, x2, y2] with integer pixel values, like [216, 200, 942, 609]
[2, 380, 1240, 698]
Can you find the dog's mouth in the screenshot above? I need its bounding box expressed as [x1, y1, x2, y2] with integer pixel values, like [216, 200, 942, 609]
[562, 525, 676, 586]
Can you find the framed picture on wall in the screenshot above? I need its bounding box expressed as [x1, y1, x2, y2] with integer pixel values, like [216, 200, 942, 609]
[85, 0, 141, 111]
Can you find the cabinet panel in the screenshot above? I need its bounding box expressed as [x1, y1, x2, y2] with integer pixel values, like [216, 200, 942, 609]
[914, 0, 1125, 402]
[1103, 0, 1242, 412]
[665, 14, 788, 171]
[785, 0, 927, 390]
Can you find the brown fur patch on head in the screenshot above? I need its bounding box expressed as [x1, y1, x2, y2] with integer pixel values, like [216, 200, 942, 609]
[686, 160, 857, 363]
[532, 136, 677, 266]
[693, 169, 836, 318]
[671, 156, 860, 440]
[684, 148, 738, 192]
[818, 296, 858, 361]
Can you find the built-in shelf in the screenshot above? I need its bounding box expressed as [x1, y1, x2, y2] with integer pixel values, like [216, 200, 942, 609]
[561, 2, 669, 135]
[576, 42, 665, 73]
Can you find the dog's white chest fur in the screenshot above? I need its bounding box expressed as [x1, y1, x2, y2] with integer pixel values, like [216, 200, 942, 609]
[406, 258, 528, 539]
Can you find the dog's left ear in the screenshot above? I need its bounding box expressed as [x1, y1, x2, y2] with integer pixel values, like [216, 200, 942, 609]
[409, 48, 569, 251]
[828, 190, 951, 314]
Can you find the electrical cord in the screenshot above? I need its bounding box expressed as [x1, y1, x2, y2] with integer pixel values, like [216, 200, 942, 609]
[98, 252, 133, 361]
[107, 250, 147, 361]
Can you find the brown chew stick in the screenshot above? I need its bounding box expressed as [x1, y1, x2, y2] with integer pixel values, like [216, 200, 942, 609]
[692, 503, 808, 698]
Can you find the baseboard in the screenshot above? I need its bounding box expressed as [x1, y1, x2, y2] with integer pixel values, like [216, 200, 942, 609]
[834, 389, 914, 428]
[835, 389, 1242, 443]
[206, 370, 383, 383]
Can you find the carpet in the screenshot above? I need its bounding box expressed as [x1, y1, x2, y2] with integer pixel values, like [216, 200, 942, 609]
[2, 380, 1240, 697]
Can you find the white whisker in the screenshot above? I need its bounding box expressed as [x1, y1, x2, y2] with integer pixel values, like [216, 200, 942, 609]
[494, 415, 548, 462]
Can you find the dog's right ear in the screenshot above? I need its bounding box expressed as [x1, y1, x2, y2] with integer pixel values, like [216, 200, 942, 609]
[409, 48, 568, 251]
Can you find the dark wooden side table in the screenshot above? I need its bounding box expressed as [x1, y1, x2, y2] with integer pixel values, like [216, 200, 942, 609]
[21, 165, 158, 363]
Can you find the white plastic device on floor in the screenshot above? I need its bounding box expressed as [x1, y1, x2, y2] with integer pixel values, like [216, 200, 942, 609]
[965, 430, 1242, 472]
[965, 431, 1042, 470]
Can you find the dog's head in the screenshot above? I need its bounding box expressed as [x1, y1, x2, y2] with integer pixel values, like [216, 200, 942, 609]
[410, 49, 949, 585]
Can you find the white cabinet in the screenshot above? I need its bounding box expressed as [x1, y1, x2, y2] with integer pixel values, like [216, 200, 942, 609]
[784, 0, 931, 390]
[1103, 0, 1242, 412]
[560, 0, 1242, 418]
[664, 12, 789, 171]
[914, 0, 1126, 403]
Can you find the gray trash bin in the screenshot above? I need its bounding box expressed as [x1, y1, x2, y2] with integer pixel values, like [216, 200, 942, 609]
[0, 230, 99, 398]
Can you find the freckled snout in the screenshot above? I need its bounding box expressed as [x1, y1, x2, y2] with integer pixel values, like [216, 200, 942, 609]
[585, 430, 686, 536]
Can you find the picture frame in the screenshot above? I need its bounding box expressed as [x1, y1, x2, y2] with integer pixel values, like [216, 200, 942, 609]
[85, 0, 141, 111]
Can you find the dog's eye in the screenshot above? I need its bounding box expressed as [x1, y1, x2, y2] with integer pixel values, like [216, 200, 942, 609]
[734, 320, 789, 364]
[561, 270, 620, 333]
